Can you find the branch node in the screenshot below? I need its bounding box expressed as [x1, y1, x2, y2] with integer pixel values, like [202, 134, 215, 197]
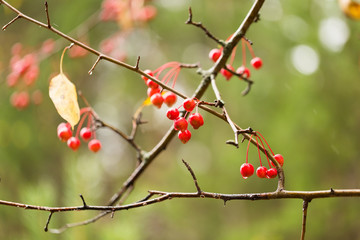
[330, 188, 335, 194]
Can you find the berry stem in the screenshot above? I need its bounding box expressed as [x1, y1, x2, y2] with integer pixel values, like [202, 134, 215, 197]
[256, 131, 275, 155]
[246, 134, 254, 164]
[255, 136, 262, 166]
[241, 38, 247, 66]
[245, 39, 256, 58]
[229, 46, 237, 66]
[256, 135, 271, 168]
[171, 68, 181, 89]
[75, 112, 90, 138]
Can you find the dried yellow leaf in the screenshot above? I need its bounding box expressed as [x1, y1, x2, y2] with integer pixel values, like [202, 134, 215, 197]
[49, 73, 80, 128]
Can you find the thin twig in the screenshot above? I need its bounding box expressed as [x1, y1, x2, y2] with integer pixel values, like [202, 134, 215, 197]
[185, 7, 225, 46]
[134, 56, 140, 70]
[2, 15, 21, 31]
[44, 212, 53, 232]
[182, 159, 202, 195]
[301, 200, 309, 240]
[88, 55, 103, 75]
[44, 2, 51, 28]
[80, 194, 87, 207]
[223, 65, 254, 96]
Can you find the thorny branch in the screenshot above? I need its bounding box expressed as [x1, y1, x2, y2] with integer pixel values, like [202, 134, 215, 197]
[0, 0, 313, 236]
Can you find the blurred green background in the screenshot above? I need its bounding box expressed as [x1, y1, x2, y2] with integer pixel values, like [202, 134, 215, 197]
[1, 0, 360, 239]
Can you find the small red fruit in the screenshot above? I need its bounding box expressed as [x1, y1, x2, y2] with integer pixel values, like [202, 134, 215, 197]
[189, 113, 204, 129]
[240, 163, 254, 179]
[88, 139, 102, 152]
[178, 129, 191, 144]
[147, 87, 160, 97]
[256, 166, 267, 178]
[266, 168, 278, 179]
[174, 117, 188, 132]
[166, 108, 180, 120]
[57, 123, 72, 141]
[183, 98, 196, 112]
[146, 79, 159, 89]
[271, 154, 284, 167]
[80, 127, 92, 141]
[236, 66, 251, 78]
[163, 92, 177, 107]
[209, 48, 222, 62]
[150, 93, 164, 108]
[10, 91, 30, 109]
[250, 57, 263, 69]
[220, 64, 234, 80]
[67, 137, 80, 151]
[142, 69, 154, 81]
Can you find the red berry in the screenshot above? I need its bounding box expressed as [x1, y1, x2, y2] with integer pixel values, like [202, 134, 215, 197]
[57, 123, 72, 142]
[80, 127, 92, 141]
[150, 93, 164, 108]
[271, 154, 284, 167]
[189, 113, 204, 129]
[67, 137, 80, 151]
[23, 65, 39, 86]
[240, 163, 254, 179]
[220, 64, 234, 80]
[6, 72, 20, 87]
[266, 168, 278, 179]
[209, 48, 221, 62]
[57, 122, 71, 131]
[88, 139, 102, 152]
[174, 117, 188, 132]
[147, 87, 160, 97]
[146, 79, 159, 89]
[142, 69, 154, 81]
[236, 66, 251, 78]
[10, 91, 30, 110]
[256, 166, 267, 178]
[250, 57, 263, 69]
[166, 108, 180, 120]
[183, 98, 196, 112]
[178, 129, 191, 144]
[163, 92, 177, 107]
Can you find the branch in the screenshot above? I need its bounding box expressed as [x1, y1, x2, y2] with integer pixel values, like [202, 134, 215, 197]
[2, 189, 360, 214]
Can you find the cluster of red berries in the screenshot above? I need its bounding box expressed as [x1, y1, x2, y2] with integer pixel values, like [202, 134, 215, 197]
[208, 38, 263, 81]
[142, 69, 178, 109]
[166, 98, 204, 144]
[6, 43, 43, 110]
[57, 108, 101, 153]
[240, 132, 284, 179]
